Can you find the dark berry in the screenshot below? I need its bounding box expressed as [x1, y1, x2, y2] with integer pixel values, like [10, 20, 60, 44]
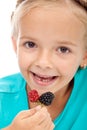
[28, 90, 39, 102]
[39, 92, 55, 106]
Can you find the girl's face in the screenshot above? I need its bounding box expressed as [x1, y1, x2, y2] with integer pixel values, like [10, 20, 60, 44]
[13, 5, 87, 94]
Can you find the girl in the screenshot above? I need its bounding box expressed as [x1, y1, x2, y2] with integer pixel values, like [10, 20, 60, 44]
[0, 0, 87, 129]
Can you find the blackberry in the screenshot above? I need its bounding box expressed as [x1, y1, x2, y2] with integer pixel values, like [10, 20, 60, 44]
[39, 92, 55, 106]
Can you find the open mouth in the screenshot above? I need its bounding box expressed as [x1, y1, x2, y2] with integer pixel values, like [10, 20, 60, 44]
[31, 72, 58, 86]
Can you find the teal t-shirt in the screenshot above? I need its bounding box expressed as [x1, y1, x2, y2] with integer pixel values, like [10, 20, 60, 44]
[0, 68, 87, 129]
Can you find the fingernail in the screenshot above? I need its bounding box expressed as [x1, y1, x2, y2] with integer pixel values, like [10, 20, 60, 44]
[35, 105, 41, 111]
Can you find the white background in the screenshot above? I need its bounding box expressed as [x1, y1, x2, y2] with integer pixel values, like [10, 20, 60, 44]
[0, 0, 19, 77]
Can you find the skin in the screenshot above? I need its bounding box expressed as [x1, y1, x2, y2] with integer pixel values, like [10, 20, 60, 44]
[13, 6, 87, 95]
[3, 106, 54, 130]
[3, 3, 87, 130]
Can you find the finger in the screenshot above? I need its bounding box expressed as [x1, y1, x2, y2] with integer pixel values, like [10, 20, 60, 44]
[38, 114, 53, 129]
[16, 105, 41, 119]
[46, 121, 55, 130]
[27, 107, 49, 124]
[49, 123, 55, 130]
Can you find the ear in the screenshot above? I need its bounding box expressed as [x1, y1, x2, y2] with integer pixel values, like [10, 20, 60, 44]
[80, 50, 87, 68]
[11, 36, 17, 54]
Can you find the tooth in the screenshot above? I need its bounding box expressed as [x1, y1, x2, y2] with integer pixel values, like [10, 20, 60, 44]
[34, 74, 54, 83]
[41, 78, 51, 82]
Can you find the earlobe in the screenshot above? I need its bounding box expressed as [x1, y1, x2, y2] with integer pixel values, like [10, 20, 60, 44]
[80, 63, 87, 69]
[11, 36, 17, 54]
[80, 51, 87, 69]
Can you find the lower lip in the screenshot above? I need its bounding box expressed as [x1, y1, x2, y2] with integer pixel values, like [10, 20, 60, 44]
[31, 73, 57, 87]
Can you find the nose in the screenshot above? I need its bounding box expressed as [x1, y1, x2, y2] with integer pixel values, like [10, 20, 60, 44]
[35, 50, 52, 70]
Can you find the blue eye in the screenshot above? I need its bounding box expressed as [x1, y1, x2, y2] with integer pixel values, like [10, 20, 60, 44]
[57, 47, 70, 54]
[24, 41, 36, 48]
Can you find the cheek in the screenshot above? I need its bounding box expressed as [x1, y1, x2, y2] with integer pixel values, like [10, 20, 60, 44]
[17, 52, 29, 70]
[17, 51, 37, 70]
[53, 57, 80, 77]
[58, 64, 78, 87]
[59, 65, 77, 78]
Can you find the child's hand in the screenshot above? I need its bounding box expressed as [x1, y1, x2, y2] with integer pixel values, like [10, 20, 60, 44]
[3, 106, 55, 130]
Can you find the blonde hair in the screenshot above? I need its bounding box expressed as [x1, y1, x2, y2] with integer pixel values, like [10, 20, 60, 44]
[11, 0, 87, 47]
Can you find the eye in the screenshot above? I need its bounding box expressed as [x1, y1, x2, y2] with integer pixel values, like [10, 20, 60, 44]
[24, 41, 37, 48]
[57, 46, 71, 54]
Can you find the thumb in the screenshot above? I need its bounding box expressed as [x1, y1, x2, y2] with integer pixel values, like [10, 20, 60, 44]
[16, 105, 41, 119]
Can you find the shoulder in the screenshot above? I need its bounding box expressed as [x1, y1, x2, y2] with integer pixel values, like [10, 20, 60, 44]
[75, 68, 87, 84]
[74, 68, 87, 98]
[0, 73, 26, 93]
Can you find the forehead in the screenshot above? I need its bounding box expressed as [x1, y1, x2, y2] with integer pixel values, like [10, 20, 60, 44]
[19, 5, 85, 44]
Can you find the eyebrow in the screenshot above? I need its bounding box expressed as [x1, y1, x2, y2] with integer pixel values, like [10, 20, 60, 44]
[19, 35, 39, 43]
[56, 41, 78, 47]
[57, 40, 77, 47]
[19, 35, 78, 47]
[20, 36, 34, 40]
